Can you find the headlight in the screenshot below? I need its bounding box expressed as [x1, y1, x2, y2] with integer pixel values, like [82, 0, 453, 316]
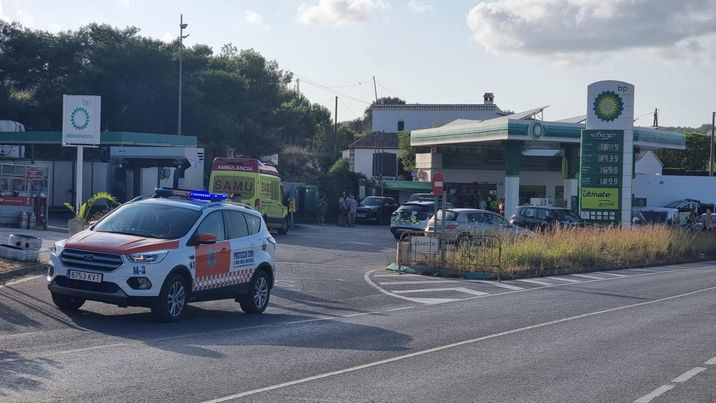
[127, 251, 168, 264]
[51, 239, 67, 255]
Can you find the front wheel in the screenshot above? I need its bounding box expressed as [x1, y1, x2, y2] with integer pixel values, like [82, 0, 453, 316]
[239, 270, 271, 314]
[152, 274, 188, 322]
[51, 293, 85, 311]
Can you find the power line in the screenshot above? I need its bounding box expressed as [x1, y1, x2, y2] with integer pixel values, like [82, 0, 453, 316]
[338, 97, 359, 118]
[376, 81, 401, 98]
[295, 75, 372, 104]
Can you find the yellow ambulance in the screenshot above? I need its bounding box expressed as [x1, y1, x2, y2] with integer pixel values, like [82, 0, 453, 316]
[209, 158, 289, 234]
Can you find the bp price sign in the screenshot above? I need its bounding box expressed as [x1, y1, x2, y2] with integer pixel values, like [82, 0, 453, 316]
[580, 129, 623, 223]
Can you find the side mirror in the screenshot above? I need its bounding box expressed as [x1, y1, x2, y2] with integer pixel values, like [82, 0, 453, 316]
[197, 233, 217, 244]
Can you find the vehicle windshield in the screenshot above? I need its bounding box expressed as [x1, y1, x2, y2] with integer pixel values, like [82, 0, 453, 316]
[361, 197, 383, 206]
[435, 210, 458, 221]
[553, 209, 581, 221]
[93, 203, 201, 239]
[637, 211, 669, 224]
[664, 201, 683, 208]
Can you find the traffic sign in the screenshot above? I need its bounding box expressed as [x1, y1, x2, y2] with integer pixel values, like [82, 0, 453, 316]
[432, 172, 444, 196]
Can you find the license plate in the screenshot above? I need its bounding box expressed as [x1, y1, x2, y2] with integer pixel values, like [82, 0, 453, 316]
[68, 270, 103, 283]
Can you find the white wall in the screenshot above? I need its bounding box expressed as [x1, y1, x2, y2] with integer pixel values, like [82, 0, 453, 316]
[372, 108, 501, 132]
[352, 148, 398, 178]
[633, 174, 716, 207]
[635, 152, 663, 175]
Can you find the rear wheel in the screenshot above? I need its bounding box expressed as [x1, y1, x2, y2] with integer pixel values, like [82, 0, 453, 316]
[277, 216, 289, 235]
[51, 293, 85, 311]
[152, 274, 188, 322]
[239, 270, 271, 314]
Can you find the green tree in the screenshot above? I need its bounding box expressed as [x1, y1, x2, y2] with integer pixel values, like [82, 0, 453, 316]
[656, 131, 710, 171]
[397, 131, 429, 173]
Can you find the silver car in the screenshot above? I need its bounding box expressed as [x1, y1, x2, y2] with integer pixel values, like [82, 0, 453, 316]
[425, 208, 533, 240]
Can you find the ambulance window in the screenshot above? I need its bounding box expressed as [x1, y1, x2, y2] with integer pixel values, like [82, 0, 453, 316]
[226, 211, 249, 239]
[245, 214, 262, 235]
[197, 212, 226, 241]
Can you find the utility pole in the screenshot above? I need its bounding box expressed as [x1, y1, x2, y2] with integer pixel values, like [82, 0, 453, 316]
[296, 78, 300, 94]
[372, 75, 378, 102]
[334, 96, 338, 156]
[711, 112, 715, 177]
[178, 14, 189, 136]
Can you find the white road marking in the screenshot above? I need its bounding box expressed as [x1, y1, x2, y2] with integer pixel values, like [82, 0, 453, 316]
[515, 279, 553, 286]
[364, 270, 460, 304]
[632, 385, 675, 403]
[468, 280, 524, 291]
[704, 356, 716, 365]
[378, 280, 457, 285]
[393, 287, 489, 296]
[599, 272, 627, 277]
[671, 367, 707, 383]
[549, 276, 581, 283]
[570, 274, 605, 280]
[373, 274, 424, 278]
[204, 284, 716, 403]
[0, 274, 43, 288]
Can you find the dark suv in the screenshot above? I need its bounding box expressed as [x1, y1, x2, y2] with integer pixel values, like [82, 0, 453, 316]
[356, 196, 398, 224]
[510, 206, 582, 231]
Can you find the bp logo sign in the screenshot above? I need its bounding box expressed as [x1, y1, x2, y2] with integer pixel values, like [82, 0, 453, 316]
[528, 121, 544, 140]
[592, 91, 624, 122]
[70, 107, 90, 130]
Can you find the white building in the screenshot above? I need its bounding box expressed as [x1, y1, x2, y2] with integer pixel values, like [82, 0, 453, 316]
[371, 93, 504, 132]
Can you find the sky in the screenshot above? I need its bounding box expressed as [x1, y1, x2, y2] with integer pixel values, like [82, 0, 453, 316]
[1, 0, 715, 128]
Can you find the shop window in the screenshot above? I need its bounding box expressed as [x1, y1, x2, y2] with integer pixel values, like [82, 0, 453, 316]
[397, 120, 405, 131]
[519, 185, 546, 206]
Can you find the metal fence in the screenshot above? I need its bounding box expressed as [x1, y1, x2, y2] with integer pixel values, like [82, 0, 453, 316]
[396, 231, 502, 276]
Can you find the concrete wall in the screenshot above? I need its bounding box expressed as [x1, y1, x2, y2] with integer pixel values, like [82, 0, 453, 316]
[372, 108, 501, 132]
[633, 174, 716, 207]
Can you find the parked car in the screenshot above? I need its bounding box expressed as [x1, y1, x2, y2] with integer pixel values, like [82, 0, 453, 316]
[510, 206, 583, 231]
[408, 193, 445, 203]
[356, 196, 398, 224]
[390, 201, 453, 240]
[688, 212, 716, 231]
[631, 207, 680, 226]
[425, 208, 533, 240]
[664, 199, 715, 224]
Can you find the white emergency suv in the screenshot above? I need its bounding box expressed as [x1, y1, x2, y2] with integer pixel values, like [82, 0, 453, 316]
[47, 188, 277, 321]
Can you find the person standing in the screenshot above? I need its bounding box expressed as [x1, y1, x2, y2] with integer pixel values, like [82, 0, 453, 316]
[347, 193, 358, 227]
[338, 192, 347, 226]
[498, 199, 505, 216]
[705, 209, 712, 232]
[317, 194, 328, 226]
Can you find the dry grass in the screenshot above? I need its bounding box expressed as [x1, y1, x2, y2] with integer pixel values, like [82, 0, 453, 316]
[0, 257, 35, 274]
[451, 226, 716, 277]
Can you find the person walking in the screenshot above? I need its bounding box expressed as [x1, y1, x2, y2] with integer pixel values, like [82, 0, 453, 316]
[317, 194, 328, 226]
[338, 192, 347, 226]
[498, 199, 505, 216]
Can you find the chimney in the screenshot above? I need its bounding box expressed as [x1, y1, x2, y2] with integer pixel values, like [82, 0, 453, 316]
[483, 92, 494, 105]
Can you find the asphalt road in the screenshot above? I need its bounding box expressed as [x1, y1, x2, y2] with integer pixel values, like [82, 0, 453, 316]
[1, 224, 715, 402]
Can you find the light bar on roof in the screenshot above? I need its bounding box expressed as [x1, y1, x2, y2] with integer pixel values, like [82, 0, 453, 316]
[154, 188, 227, 201]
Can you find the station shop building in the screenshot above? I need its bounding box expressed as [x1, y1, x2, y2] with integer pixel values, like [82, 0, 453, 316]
[409, 107, 685, 219]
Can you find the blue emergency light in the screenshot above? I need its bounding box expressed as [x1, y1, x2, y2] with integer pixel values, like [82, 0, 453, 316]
[154, 188, 228, 201]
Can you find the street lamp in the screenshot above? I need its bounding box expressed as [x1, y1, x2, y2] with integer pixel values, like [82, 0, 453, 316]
[178, 14, 189, 136]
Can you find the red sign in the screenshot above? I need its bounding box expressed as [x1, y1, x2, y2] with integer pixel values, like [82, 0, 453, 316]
[0, 196, 32, 206]
[432, 172, 444, 196]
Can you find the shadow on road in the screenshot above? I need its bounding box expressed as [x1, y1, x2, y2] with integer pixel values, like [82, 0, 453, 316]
[59, 304, 412, 359]
[0, 350, 61, 397]
[276, 225, 395, 253]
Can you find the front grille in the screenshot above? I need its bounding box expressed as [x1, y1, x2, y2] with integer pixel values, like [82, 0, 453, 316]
[55, 276, 120, 293]
[60, 248, 123, 272]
